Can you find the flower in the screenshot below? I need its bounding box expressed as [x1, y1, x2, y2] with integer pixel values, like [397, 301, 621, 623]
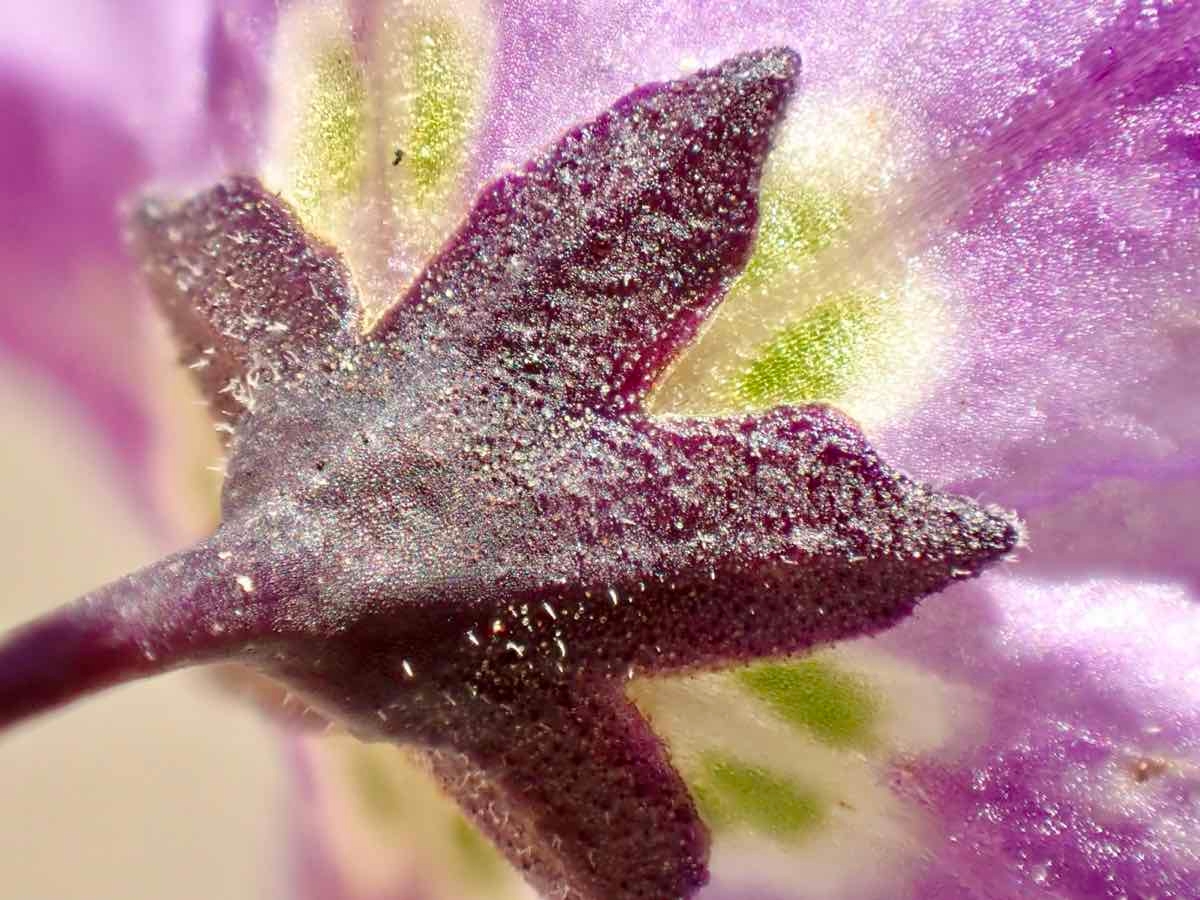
[1, 2, 1198, 899]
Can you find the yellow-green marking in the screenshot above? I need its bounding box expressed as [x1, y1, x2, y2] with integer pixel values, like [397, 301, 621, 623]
[739, 657, 879, 749]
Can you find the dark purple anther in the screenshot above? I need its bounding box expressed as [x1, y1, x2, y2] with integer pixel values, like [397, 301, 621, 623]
[0, 49, 1018, 900]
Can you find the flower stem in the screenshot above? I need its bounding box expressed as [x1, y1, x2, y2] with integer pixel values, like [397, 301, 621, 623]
[0, 531, 262, 733]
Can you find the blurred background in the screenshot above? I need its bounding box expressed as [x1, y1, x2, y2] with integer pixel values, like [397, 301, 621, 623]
[0, 3, 287, 894]
[0, 359, 280, 900]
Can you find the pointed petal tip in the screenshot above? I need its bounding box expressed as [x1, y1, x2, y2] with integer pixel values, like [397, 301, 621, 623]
[944, 497, 1026, 578]
[129, 174, 360, 424]
[702, 46, 801, 119]
[376, 45, 804, 407]
[123, 194, 166, 256]
[125, 174, 262, 245]
[726, 46, 802, 83]
[995, 505, 1027, 555]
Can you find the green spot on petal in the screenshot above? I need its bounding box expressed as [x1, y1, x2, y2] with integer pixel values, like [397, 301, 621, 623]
[718, 179, 883, 410]
[694, 754, 823, 838]
[348, 745, 404, 827]
[289, 46, 367, 228]
[739, 181, 849, 289]
[401, 21, 477, 198]
[735, 292, 883, 407]
[739, 657, 878, 748]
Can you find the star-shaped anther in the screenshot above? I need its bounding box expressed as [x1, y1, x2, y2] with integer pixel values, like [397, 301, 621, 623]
[0, 50, 1018, 900]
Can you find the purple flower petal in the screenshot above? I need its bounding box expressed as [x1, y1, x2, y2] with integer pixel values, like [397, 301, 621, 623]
[877, 2, 1200, 507]
[880, 573, 1200, 898]
[0, 51, 1017, 900]
[2, 3, 1197, 899]
[481, 1, 1200, 511]
[1, 0, 278, 175]
[0, 73, 154, 493]
[1020, 474, 1200, 598]
[202, 1, 280, 169]
[0, 0, 280, 518]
